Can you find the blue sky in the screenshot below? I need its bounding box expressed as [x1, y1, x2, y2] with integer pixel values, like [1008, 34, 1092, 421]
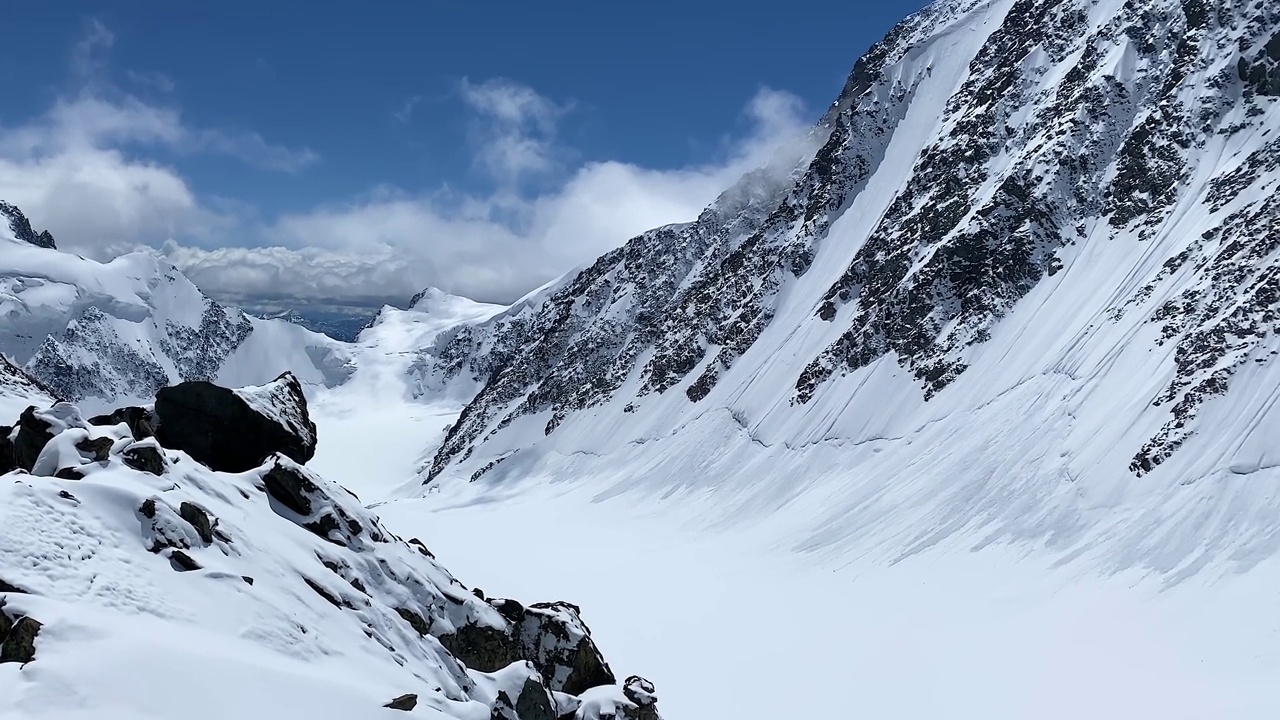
[1, 1, 926, 305]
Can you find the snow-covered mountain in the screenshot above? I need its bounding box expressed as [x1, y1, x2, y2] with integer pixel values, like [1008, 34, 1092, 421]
[409, 0, 1280, 576]
[0, 212, 353, 410]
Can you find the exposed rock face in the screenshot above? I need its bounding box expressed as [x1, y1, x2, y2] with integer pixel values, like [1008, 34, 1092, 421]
[13, 406, 57, 471]
[0, 426, 14, 475]
[0, 608, 42, 665]
[415, 0, 1280, 494]
[154, 372, 317, 472]
[88, 406, 157, 441]
[383, 693, 418, 711]
[0, 201, 55, 249]
[518, 602, 616, 695]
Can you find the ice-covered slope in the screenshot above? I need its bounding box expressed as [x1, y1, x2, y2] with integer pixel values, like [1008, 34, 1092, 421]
[410, 0, 1280, 576]
[0, 211, 352, 408]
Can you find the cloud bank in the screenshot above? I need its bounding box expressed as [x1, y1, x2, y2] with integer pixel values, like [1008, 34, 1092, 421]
[2, 25, 813, 307]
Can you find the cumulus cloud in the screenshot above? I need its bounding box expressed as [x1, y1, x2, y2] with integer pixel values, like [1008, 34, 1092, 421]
[165, 84, 814, 305]
[3, 21, 815, 308]
[460, 77, 574, 182]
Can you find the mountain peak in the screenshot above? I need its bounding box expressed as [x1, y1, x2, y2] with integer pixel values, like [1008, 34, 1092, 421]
[0, 201, 56, 249]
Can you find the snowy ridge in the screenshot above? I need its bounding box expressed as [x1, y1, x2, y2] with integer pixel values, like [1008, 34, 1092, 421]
[0, 385, 663, 720]
[408, 0, 1280, 576]
[0, 211, 353, 409]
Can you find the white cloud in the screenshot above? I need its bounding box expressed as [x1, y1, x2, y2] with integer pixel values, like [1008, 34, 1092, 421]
[393, 95, 421, 125]
[125, 69, 176, 93]
[460, 77, 572, 182]
[165, 85, 815, 305]
[3, 21, 816, 308]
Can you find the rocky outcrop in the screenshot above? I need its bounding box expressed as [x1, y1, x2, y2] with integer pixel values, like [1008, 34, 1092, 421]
[88, 406, 157, 441]
[154, 372, 317, 472]
[0, 601, 42, 665]
[0, 200, 56, 249]
[0, 374, 662, 719]
[383, 693, 418, 711]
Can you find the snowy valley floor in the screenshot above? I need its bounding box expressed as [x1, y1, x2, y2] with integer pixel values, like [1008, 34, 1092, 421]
[310, 398, 1280, 719]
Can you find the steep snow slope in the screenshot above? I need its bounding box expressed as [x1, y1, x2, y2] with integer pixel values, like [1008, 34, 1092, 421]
[0, 216, 352, 409]
[409, 0, 1280, 578]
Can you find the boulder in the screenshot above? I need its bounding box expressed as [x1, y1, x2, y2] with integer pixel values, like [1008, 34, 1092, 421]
[153, 372, 316, 472]
[179, 502, 216, 544]
[621, 676, 661, 720]
[519, 602, 616, 695]
[12, 406, 54, 471]
[0, 613, 41, 664]
[122, 441, 167, 475]
[88, 406, 157, 440]
[383, 694, 418, 711]
[13, 403, 88, 472]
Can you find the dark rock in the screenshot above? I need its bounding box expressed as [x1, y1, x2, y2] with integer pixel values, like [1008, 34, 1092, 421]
[0, 201, 56, 249]
[13, 406, 54, 471]
[262, 458, 373, 546]
[395, 606, 431, 637]
[438, 622, 520, 673]
[0, 615, 42, 664]
[54, 467, 85, 480]
[168, 550, 201, 572]
[473, 587, 486, 600]
[122, 442, 167, 475]
[0, 578, 29, 594]
[304, 577, 344, 608]
[241, 576, 255, 585]
[179, 502, 215, 544]
[0, 426, 14, 474]
[153, 372, 317, 473]
[489, 597, 525, 624]
[75, 436, 114, 462]
[623, 676, 660, 717]
[88, 406, 156, 440]
[408, 537, 435, 558]
[383, 694, 418, 711]
[57, 490, 76, 501]
[514, 677, 555, 720]
[520, 602, 615, 695]
[139, 498, 157, 519]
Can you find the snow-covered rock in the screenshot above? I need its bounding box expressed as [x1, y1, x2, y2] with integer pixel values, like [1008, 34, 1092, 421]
[0, 206, 352, 407]
[154, 371, 317, 473]
[0, 378, 663, 720]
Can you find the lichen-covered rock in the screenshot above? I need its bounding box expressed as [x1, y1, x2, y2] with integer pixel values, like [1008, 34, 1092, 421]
[154, 372, 316, 472]
[439, 621, 521, 673]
